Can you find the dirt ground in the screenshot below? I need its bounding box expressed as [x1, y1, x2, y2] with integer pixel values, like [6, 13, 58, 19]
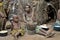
[20, 31, 60, 40]
[0, 21, 60, 40]
[0, 31, 60, 40]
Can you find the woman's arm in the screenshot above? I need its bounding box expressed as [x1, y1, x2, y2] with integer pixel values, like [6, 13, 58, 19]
[23, 14, 28, 23]
[7, 2, 11, 13]
[31, 7, 37, 25]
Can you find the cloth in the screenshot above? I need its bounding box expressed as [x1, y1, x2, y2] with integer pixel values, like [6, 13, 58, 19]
[53, 20, 60, 31]
[35, 24, 48, 33]
[35, 25, 43, 33]
[11, 29, 25, 36]
[26, 24, 36, 31]
[24, 14, 37, 31]
[0, 2, 6, 17]
[5, 21, 11, 29]
[53, 20, 60, 27]
[55, 20, 60, 25]
[0, 18, 4, 30]
[0, 2, 3, 6]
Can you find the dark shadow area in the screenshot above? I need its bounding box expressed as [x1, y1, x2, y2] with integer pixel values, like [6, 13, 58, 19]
[45, 0, 51, 2]
[46, 5, 57, 23]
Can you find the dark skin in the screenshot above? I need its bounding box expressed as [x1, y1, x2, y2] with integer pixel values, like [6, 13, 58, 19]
[11, 15, 21, 40]
[24, 5, 32, 24]
[24, 5, 31, 14]
[0, 12, 5, 30]
[37, 24, 55, 37]
[13, 16, 19, 23]
[12, 15, 20, 29]
[24, 5, 37, 26]
[0, 0, 3, 3]
[0, 0, 7, 30]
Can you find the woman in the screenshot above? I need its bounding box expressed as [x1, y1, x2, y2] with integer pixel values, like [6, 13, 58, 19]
[23, 4, 37, 34]
[0, 0, 6, 30]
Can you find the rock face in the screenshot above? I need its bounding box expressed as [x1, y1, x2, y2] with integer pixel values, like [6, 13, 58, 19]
[18, 0, 58, 24]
